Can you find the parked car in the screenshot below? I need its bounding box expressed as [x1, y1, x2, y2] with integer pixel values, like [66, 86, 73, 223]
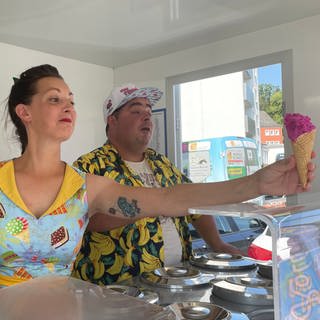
[189, 215, 266, 255]
[248, 225, 291, 261]
[275, 153, 285, 161]
[247, 226, 273, 260]
[247, 195, 289, 260]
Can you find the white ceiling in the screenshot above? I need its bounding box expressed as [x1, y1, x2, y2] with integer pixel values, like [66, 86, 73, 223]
[1, 0, 320, 68]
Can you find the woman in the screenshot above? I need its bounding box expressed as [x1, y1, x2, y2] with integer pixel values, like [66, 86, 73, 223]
[0, 64, 315, 287]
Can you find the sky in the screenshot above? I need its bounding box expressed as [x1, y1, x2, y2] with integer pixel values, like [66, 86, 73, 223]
[258, 63, 282, 88]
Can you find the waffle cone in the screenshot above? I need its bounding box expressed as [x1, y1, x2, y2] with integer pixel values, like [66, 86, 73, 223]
[16, 229, 30, 244]
[44, 263, 55, 272]
[291, 129, 316, 188]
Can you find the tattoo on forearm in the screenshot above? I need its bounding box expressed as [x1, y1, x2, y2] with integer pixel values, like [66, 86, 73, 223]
[117, 197, 141, 217]
[108, 208, 116, 214]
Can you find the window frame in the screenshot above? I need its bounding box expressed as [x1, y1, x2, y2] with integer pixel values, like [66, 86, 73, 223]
[165, 50, 294, 170]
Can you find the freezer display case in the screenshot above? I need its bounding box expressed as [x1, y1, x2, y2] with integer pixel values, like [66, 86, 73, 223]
[188, 192, 320, 320]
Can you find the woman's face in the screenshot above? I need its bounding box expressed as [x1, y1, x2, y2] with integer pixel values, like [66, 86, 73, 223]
[21, 77, 76, 143]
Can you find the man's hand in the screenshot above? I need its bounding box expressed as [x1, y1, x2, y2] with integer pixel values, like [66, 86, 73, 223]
[256, 152, 316, 196]
[211, 242, 246, 256]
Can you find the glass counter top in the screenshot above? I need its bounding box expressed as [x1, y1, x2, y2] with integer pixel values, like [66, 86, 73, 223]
[188, 192, 320, 320]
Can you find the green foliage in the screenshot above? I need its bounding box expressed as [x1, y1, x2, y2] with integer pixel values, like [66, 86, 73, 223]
[259, 84, 283, 124]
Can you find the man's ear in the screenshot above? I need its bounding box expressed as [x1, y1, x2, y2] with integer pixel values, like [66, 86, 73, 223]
[15, 104, 32, 123]
[107, 115, 117, 128]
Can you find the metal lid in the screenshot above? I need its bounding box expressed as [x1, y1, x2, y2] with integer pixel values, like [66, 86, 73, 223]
[168, 301, 233, 320]
[211, 295, 256, 314]
[106, 285, 159, 304]
[247, 308, 275, 320]
[211, 295, 274, 316]
[140, 267, 213, 289]
[190, 253, 256, 271]
[106, 285, 140, 297]
[138, 289, 160, 304]
[256, 261, 273, 279]
[211, 276, 273, 305]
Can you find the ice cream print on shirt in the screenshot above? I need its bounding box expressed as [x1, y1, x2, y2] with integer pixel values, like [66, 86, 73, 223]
[5, 218, 71, 249]
[6, 217, 30, 244]
[51, 226, 69, 249]
[0, 203, 5, 218]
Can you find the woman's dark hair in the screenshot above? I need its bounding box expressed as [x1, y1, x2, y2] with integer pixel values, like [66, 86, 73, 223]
[6, 64, 63, 154]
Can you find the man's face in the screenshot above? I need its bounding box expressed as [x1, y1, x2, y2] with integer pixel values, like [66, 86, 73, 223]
[108, 97, 153, 149]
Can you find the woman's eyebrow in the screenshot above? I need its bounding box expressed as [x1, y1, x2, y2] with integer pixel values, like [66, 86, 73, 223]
[43, 87, 73, 97]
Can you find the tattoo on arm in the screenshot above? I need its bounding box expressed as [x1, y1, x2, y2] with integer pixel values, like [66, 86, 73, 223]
[109, 197, 141, 218]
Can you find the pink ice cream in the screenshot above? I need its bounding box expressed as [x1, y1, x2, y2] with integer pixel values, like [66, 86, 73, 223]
[284, 112, 316, 188]
[284, 113, 316, 141]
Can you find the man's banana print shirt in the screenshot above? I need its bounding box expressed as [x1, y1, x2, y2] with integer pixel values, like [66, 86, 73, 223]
[72, 142, 200, 285]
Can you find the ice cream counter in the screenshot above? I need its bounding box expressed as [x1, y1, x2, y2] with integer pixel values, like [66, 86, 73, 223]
[112, 193, 320, 319]
[187, 192, 320, 320]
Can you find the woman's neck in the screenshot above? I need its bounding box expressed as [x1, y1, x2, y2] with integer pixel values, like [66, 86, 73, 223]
[14, 145, 64, 175]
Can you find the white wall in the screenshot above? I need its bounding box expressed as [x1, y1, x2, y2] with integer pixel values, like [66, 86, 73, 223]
[0, 43, 113, 164]
[114, 14, 320, 192]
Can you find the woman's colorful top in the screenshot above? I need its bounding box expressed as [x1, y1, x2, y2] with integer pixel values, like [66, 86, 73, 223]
[0, 160, 89, 287]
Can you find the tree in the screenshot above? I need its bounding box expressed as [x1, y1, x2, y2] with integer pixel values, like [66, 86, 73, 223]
[259, 84, 283, 124]
[259, 84, 276, 110]
[267, 90, 283, 124]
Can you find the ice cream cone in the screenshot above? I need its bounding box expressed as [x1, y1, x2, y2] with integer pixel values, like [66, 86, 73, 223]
[14, 267, 32, 280]
[15, 229, 30, 244]
[6, 217, 30, 244]
[291, 129, 316, 188]
[44, 263, 55, 273]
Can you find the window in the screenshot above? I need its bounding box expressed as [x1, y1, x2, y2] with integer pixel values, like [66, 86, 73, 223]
[166, 51, 292, 170]
[233, 217, 261, 231]
[215, 216, 233, 233]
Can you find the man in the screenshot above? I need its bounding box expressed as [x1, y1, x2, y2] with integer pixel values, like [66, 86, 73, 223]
[72, 84, 243, 285]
